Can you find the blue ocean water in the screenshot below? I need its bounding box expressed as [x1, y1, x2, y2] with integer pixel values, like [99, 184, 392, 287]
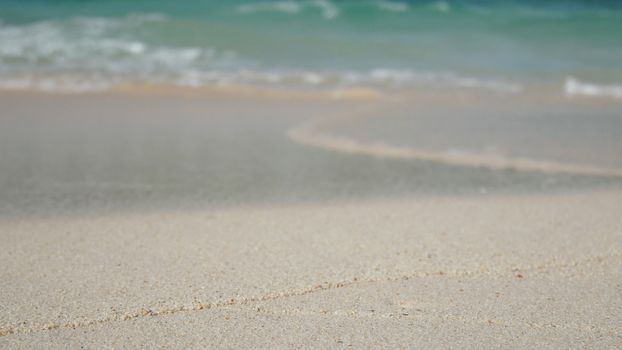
[0, 0, 621, 95]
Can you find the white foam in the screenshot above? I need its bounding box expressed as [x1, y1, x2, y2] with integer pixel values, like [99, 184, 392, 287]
[311, 0, 340, 19]
[0, 15, 238, 90]
[0, 76, 116, 93]
[434, 1, 451, 13]
[565, 77, 622, 99]
[0, 67, 523, 94]
[0, 15, 179, 65]
[348, 69, 523, 93]
[301, 72, 325, 85]
[0, 16, 523, 94]
[235, 0, 338, 19]
[236, 1, 302, 15]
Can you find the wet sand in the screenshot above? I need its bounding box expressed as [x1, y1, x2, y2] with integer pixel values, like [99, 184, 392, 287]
[0, 90, 621, 348]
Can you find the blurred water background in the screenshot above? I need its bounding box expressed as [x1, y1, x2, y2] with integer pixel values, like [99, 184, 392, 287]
[0, 0, 621, 96]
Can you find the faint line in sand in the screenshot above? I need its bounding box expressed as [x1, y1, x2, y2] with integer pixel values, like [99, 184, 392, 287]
[1, 252, 620, 338]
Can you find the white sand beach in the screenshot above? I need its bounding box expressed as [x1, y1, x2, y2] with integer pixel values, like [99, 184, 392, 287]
[2, 1, 622, 347]
[1, 188, 621, 348]
[0, 91, 621, 348]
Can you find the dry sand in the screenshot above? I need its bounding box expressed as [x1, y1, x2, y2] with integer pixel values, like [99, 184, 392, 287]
[0, 91, 621, 348]
[1, 190, 621, 348]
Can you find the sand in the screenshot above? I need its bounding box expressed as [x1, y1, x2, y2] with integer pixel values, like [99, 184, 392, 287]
[1, 91, 621, 348]
[1, 190, 621, 348]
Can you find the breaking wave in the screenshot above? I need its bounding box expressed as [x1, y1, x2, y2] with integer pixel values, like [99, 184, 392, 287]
[236, 0, 339, 19]
[0, 14, 522, 95]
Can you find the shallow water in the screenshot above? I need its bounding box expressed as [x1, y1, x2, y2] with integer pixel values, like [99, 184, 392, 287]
[315, 94, 622, 170]
[1, 1, 621, 219]
[0, 92, 620, 220]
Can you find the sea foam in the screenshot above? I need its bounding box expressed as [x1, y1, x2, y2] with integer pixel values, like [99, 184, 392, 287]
[235, 0, 338, 19]
[236, 1, 303, 15]
[0, 14, 523, 94]
[565, 77, 622, 99]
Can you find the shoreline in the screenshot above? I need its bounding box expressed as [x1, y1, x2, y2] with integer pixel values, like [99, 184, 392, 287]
[1, 88, 621, 347]
[1, 79, 622, 104]
[3, 1, 622, 347]
[1, 91, 621, 222]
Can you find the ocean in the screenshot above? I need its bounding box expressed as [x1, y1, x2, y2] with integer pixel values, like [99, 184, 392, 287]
[1, 0, 622, 219]
[1, 0, 622, 96]
[3, 2, 622, 344]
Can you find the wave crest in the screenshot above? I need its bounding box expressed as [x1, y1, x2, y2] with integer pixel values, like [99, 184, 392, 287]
[235, 0, 338, 19]
[236, 1, 303, 15]
[0, 14, 523, 94]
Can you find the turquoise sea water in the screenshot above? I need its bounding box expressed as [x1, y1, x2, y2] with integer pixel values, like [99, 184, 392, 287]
[0, 0, 621, 95]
